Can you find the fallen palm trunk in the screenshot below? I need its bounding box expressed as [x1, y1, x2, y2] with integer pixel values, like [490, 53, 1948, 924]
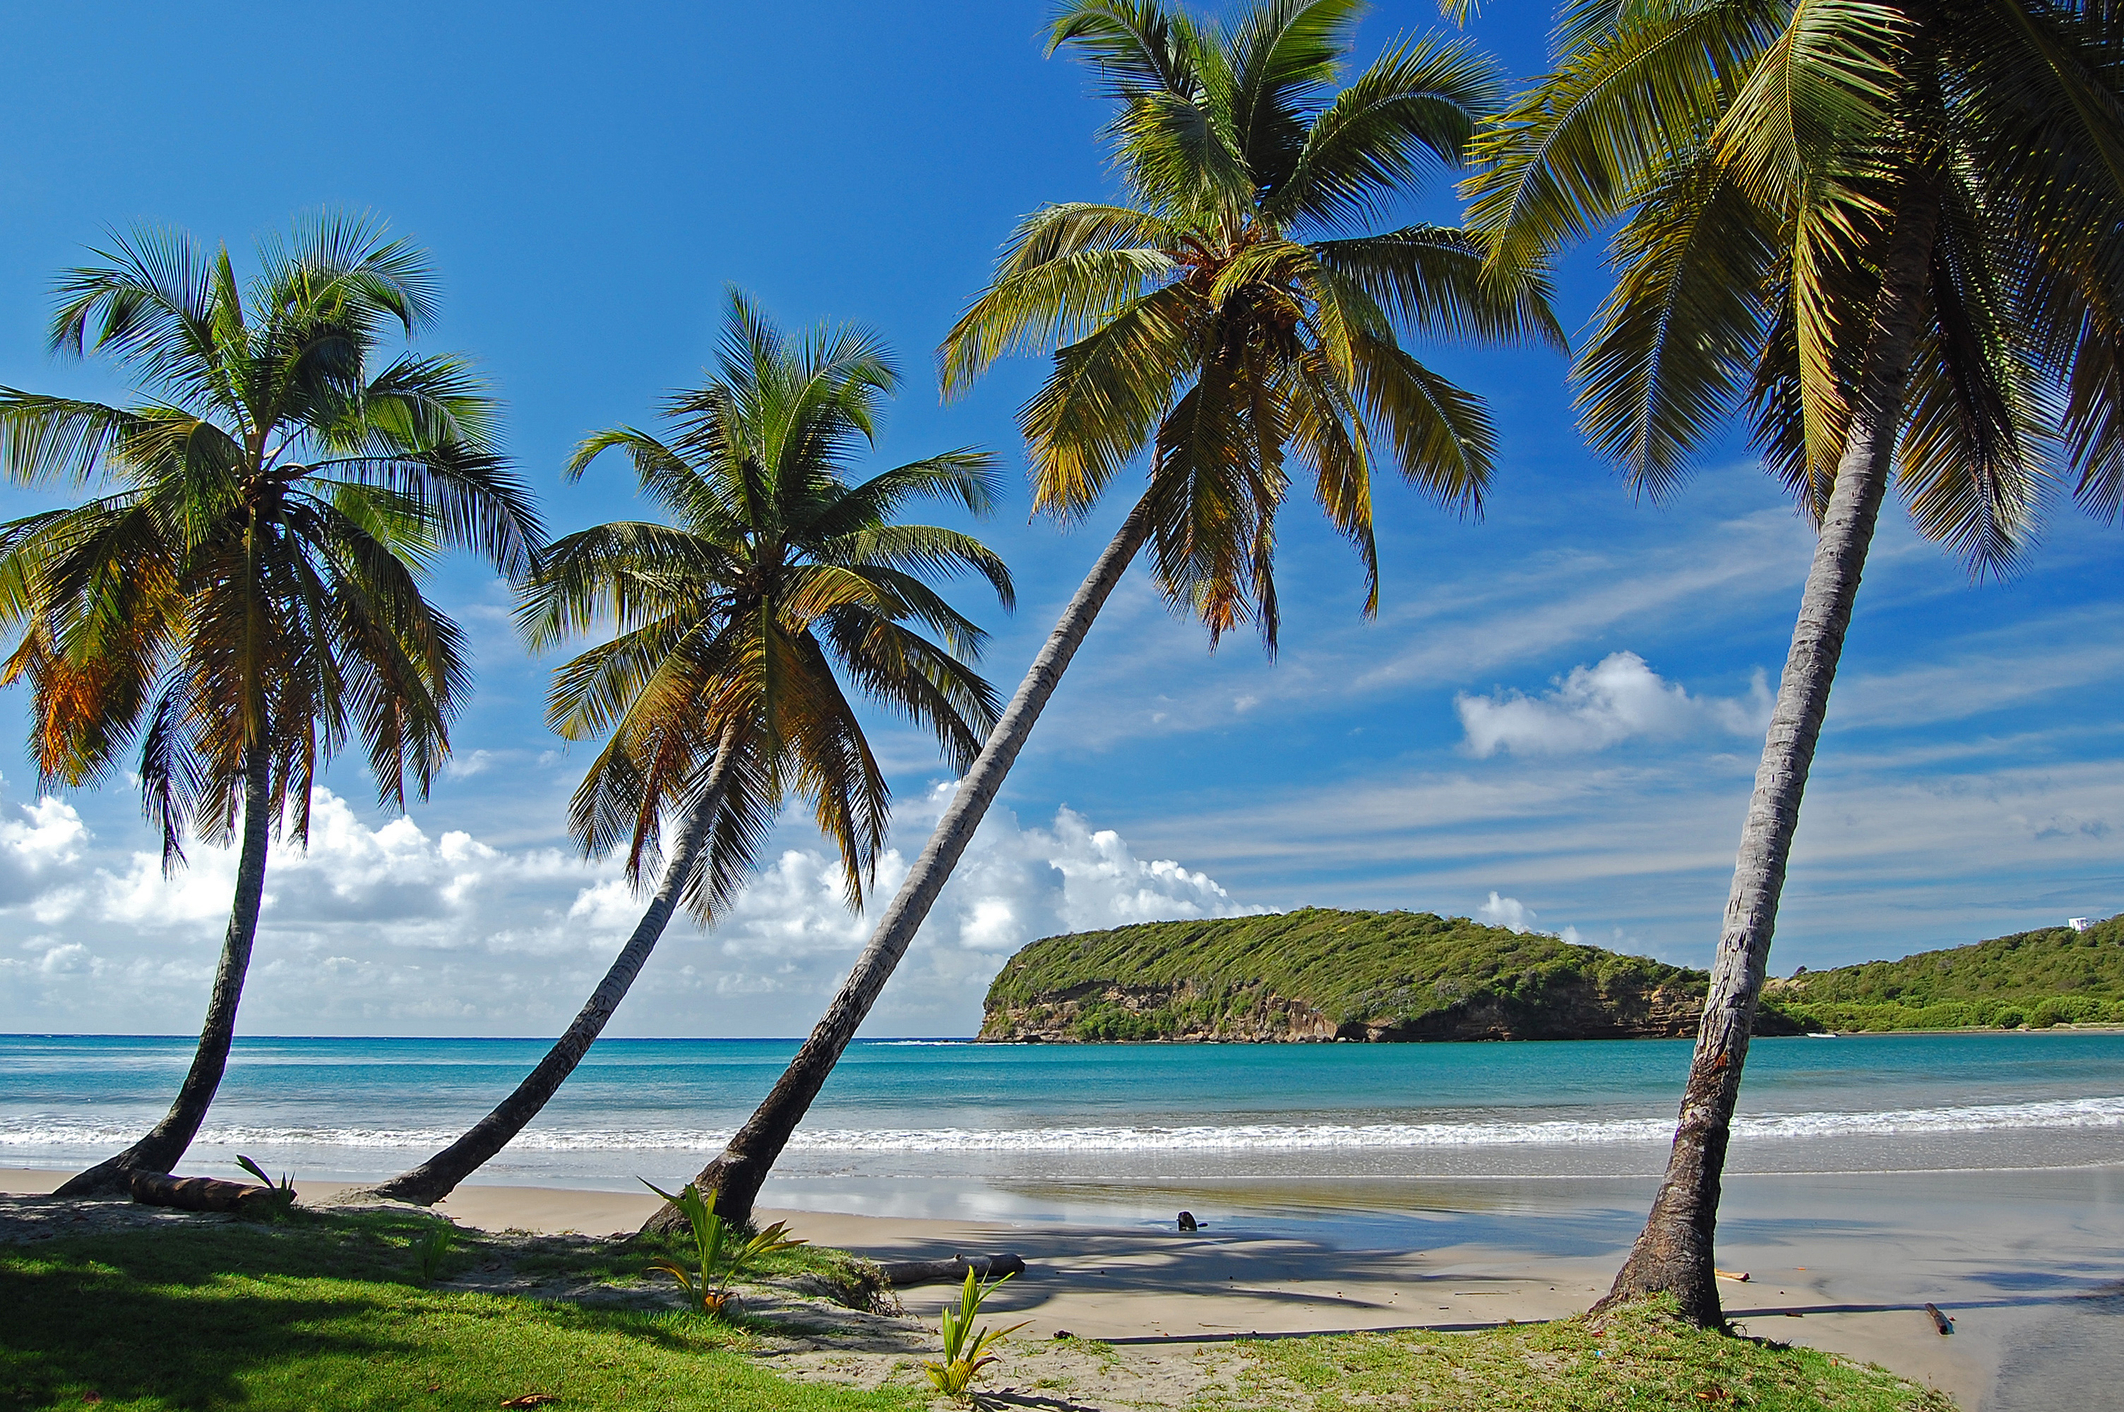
[876, 1253, 1026, 1286]
[128, 1171, 280, 1214]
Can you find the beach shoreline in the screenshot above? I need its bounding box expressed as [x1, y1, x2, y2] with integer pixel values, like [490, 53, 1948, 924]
[10, 1162, 2120, 1410]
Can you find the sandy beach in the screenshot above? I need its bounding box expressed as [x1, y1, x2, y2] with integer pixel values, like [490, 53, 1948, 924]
[8, 1162, 2120, 1411]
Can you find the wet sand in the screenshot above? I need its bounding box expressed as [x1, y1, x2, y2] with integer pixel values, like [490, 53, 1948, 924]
[7, 1163, 2120, 1410]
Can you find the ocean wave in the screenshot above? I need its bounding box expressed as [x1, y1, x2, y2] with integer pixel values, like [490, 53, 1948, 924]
[6, 1095, 2123, 1154]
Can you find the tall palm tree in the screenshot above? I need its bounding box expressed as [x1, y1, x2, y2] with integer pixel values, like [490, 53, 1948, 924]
[363, 293, 1014, 1206]
[0, 215, 542, 1197]
[648, 0, 1562, 1234]
[1462, 0, 2124, 1325]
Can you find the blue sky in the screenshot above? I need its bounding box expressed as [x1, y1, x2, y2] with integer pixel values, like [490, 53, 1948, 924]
[1, 1, 2118, 1038]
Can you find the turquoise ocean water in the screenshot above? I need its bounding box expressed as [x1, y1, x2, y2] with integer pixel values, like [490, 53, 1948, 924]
[5, 1031, 2123, 1221]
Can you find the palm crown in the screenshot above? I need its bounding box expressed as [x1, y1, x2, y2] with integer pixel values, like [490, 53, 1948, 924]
[941, 0, 1562, 650]
[1464, 0, 2124, 571]
[525, 293, 1015, 915]
[0, 214, 542, 861]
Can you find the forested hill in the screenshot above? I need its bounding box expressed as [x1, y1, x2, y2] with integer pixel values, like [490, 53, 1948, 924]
[976, 908, 1811, 1042]
[1767, 914, 2124, 1031]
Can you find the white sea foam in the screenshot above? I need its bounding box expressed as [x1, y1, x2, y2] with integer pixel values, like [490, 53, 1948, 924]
[7, 1094, 2123, 1155]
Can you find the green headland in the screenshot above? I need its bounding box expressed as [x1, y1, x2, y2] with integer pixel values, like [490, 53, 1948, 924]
[978, 908, 2122, 1042]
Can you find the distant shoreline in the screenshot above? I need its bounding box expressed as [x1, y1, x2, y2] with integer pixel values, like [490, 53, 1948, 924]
[7, 1023, 2124, 1043]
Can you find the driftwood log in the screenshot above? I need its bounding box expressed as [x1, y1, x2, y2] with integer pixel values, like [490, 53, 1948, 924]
[128, 1172, 281, 1214]
[875, 1253, 1026, 1286]
[1924, 1302, 1954, 1335]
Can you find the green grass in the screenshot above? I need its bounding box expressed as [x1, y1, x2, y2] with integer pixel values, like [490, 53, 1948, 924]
[1210, 1300, 1953, 1411]
[0, 1216, 1955, 1410]
[503, 1218, 885, 1308]
[1771, 915, 2124, 1032]
[0, 1209, 917, 1412]
[981, 908, 1812, 1041]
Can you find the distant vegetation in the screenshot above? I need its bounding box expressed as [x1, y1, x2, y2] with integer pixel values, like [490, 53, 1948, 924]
[1770, 915, 2124, 1031]
[980, 908, 1811, 1042]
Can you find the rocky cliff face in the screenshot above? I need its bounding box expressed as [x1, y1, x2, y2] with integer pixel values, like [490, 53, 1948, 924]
[977, 973, 1756, 1043]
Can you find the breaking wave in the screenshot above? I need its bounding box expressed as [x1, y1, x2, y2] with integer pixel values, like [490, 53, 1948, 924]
[8, 1095, 2123, 1155]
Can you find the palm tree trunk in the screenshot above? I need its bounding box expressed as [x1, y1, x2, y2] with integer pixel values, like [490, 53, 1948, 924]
[362, 724, 744, 1206]
[56, 745, 274, 1198]
[1597, 182, 1943, 1326]
[645, 493, 1157, 1234]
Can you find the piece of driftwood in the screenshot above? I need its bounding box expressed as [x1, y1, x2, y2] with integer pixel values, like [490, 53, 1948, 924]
[875, 1253, 1026, 1286]
[1715, 1269, 1751, 1282]
[128, 1171, 279, 1214]
[1924, 1302, 1954, 1335]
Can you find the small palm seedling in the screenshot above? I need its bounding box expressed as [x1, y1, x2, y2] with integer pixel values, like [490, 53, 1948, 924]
[234, 1156, 296, 1213]
[922, 1266, 1028, 1399]
[415, 1223, 453, 1284]
[638, 1177, 804, 1317]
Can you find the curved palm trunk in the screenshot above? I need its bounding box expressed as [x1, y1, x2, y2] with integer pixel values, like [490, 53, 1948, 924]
[56, 747, 274, 1198]
[645, 494, 1156, 1234]
[1598, 184, 1942, 1327]
[363, 726, 743, 1206]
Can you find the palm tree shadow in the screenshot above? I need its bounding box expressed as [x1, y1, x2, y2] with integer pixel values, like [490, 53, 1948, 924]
[974, 1391, 1104, 1412]
[0, 1257, 430, 1407]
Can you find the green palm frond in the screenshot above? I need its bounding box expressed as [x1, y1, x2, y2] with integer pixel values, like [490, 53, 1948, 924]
[1463, 1, 1785, 270]
[1575, 147, 1779, 498]
[1269, 31, 1502, 230]
[1023, 282, 1206, 518]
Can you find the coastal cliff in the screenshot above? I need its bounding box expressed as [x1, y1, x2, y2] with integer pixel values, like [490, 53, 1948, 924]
[978, 908, 1809, 1042]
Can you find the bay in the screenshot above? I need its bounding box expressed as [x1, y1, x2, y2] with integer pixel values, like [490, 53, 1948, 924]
[5, 1031, 2123, 1216]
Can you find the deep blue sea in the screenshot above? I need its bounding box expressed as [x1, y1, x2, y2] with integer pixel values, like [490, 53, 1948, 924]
[6, 1032, 2123, 1215]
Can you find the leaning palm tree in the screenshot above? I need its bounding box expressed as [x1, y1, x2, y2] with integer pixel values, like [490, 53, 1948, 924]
[1461, 0, 2124, 1325]
[362, 293, 1013, 1206]
[648, 0, 1561, 1233]
[0, 215, 541, 1196]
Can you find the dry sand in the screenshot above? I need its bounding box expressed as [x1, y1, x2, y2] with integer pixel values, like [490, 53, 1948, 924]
[8, 1164, 2121, 1411]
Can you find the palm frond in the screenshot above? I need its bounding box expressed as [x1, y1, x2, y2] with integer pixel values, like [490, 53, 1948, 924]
[1269, 31, 1502, 231]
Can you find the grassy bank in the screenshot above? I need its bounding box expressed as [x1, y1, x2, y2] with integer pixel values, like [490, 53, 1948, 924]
[0, 1205, 907, 1412]
[0, 1204, 1958, 1410]
[1210, 1302, 1954, 1411]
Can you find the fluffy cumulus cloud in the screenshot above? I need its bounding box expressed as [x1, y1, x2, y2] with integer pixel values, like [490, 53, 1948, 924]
[653, 787, 1268, 1032]
[1475, 891, 1584, 946]
[0, 769, 1261, 1037]
[1456, 652, 1772, 758]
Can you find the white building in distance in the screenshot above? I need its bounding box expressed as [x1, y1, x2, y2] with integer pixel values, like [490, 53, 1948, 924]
[2069, 917, 2093, 932]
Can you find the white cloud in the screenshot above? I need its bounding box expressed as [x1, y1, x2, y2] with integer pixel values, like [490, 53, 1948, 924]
[445, 749, 497, 780]
[1477, 891, 1539, 932]
[0, 771, 1258, 1037]
[36, 942, 90, 976]
[0, 784, 87, 883]
[648, 789, 1267, 1022]
[1457, 652, 1772, 758]
[1474, 892, 1586, 946]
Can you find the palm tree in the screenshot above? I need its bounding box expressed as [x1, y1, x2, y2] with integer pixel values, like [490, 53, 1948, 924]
[648, 0, 1562, 1234]
[0, 214, 542, 1197]
[362, 293, 1014, 1206]
[1461, 0, 2124, 1325]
